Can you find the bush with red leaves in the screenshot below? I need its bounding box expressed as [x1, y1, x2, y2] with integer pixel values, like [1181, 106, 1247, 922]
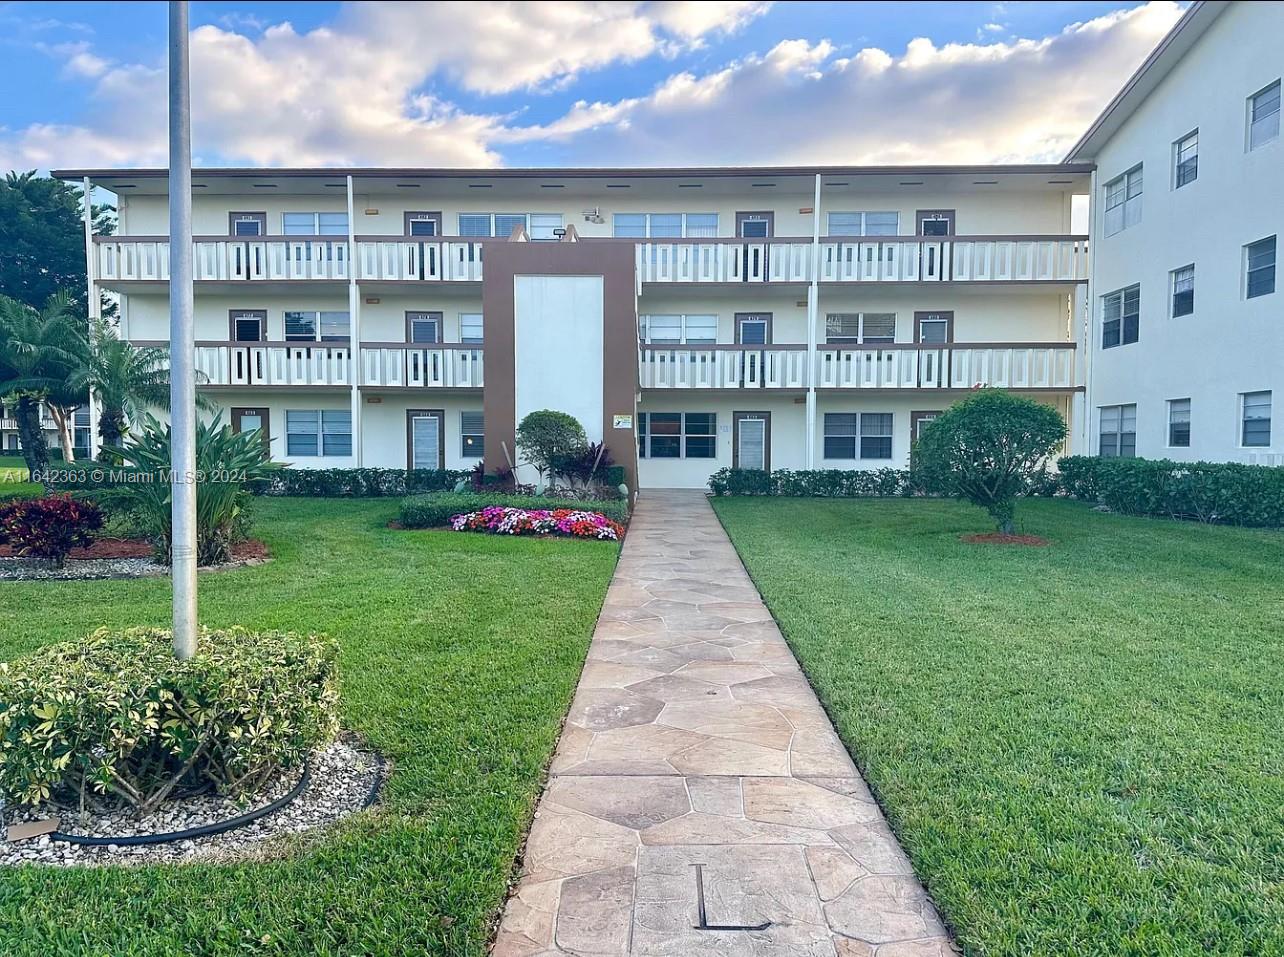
[0, 494, 105, 567]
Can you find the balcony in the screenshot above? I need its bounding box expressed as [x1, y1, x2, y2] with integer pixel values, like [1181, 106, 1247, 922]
[134, 342, 485, 390]
[639, 343, 1076, 390]
[94, 234, 1086, 286]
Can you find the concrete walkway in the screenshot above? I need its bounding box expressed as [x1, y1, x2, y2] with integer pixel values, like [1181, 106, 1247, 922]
[494, 490, 953, 957]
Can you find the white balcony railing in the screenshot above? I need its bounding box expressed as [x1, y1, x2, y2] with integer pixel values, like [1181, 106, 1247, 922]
[639, 344, 1075, 390]
[359, 345, 484, 388]
[95, 235, 1086, 285]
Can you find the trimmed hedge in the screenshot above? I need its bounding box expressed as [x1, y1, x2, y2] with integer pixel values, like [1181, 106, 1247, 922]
[1057, 456, 1284, 527]
[263, 467, 468, 498]
[400, 491, 631, 529]
[708, 467, 918, 498]
[0, 627, 339, 812]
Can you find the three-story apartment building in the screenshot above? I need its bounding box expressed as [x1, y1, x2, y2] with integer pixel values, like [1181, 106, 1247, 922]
[1070, 0, 1282, 464]
[52, 165, 1090, 489]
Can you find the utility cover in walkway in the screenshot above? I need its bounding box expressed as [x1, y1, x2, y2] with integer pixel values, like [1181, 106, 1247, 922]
[494, 490, 954, 956]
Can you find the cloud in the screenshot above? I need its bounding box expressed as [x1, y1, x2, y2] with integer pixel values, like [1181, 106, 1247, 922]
[0, 0, 1185, 172]
[506, 2, 1186, 165]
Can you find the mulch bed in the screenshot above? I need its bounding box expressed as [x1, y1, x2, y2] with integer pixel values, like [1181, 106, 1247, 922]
[0, 539, 270, 561]
[961, 532, 1051, 546]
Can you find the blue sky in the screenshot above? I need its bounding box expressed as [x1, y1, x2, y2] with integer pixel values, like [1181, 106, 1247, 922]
[0, 1, 1184, 171]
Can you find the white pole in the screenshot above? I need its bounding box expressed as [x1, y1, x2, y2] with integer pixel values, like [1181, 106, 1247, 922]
[804, 173, 821, 468]
[168, 0, 197, 659]
[346, 174, 362, 466]
[82, 176, 102, 462]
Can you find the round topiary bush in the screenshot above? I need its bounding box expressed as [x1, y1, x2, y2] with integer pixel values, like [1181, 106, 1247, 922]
[0, 627, 339, 813]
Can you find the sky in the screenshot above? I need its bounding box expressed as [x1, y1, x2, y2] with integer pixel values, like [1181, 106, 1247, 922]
[0, 0, 1186, 172]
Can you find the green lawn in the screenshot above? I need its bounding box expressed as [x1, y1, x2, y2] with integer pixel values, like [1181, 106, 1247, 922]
[711, 497, 1284, 957]
[0, 498, 618, 956]
[0, 455, 37, 499]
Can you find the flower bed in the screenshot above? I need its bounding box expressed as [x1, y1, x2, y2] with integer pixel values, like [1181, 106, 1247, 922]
[449, 506, 624, 541]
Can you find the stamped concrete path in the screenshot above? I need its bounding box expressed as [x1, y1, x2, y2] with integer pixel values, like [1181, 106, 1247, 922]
[493, 490, 953, 957]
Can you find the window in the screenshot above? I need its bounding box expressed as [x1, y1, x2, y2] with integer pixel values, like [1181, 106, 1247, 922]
[458, 213, 528, 238]
[823, 413, 858, 459]
[1248, 80, 1280, 150]
[639, 314, 717, 344]
[1168, 399, 1191, 448]
[1103, 165, 1142, 236]
[827, 211, 899, 236]
[285, 311, 350, 342]
[637, 412, 715, 458]
[231, 310, 265, 342]
[1101, 285, 1140, 348]
[1173, 131, 1198, 188]
[825, 313, 896, 344]
[229, 212, 265, 236]
[528, 213, 563, 241]
[612, 213, 718, 238]
[1242, 391, 1272, 447]
[460, 411, 484, 458]
[1246, 236, 1277, 298]
[282, 212, 348, 235]
[1171, 265, 1195, 317]
[460, 313, 484, 344]
[860, 413, 893, 459]
[286, 410, 351, 457]
[1099, 404, 1137, 458]
[405, 212, 441, 236]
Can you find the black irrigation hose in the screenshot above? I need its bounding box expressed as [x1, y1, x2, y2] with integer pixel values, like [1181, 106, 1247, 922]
[46, 751, 386, 847]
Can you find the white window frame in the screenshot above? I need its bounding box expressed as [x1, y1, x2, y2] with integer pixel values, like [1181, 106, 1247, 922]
[1098, 404, 1137, 458]
[281, 211, 348, 236]
[1101, 284, 1140, 349]
[1172, 130, 1198, 188]
[285, 409, 351, 458]
[637, 412, 716, 459]
[457, 213, 529, 238]
[284, 310, 350, 342]
[1170, 264, 1195, 318]
[825, 312, 896, 345]
[1167, 398, 1191, 449]
[612, 213, 719, 238]
[1245, 235, 1277, 299]
[1247, 79, 1280, 151]
[1241, 391, 1272, 448]
[528, 213, 563, 241]
[1103, 165, 1142, 236]
[459, 313, 484, 344]
[638, 314, 718, 345]
[822, 413, 859, 460]
[826, 211, 900, 237]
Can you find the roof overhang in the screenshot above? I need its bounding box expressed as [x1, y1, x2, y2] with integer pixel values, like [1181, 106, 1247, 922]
[1067, 1, 1228, 162]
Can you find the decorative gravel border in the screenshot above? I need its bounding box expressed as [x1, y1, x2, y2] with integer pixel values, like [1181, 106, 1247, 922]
[0, 554, 270, 582]
[0, 735, 383, 867]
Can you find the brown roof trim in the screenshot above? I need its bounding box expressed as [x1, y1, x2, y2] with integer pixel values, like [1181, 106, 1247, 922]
[53, 163, 1095, 181]
[1066, 1, 1226, 161]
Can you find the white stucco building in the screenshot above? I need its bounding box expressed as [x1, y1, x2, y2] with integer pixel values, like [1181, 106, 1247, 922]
[1069, 0, 1282, 464]
[52, 164, 1091, 489]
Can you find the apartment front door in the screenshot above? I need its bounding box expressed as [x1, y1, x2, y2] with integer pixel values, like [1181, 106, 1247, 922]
[735, 312, 772, 345]
[228, 212, 266, 236]
[404, 211, 442, 236]
[914, 311, 954, 343]
[231, 407, 271, 454]
[910, 410, 942, 447]
[916, 209, 955, 236]
[733, 412, 771, 471]
[737, 212, 774, 281]
[408, 410, 444, 470]
[230, 309, 267, 342]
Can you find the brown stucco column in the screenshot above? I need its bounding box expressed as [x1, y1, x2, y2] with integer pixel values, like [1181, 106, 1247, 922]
[482, 240, 639, 493]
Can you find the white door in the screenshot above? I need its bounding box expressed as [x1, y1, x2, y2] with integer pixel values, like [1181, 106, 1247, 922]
[738, 417, 767, 471]
[411, 415, 440, 470]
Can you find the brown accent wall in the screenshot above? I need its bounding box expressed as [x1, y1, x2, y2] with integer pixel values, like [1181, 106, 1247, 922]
[481, 241, 639, 493]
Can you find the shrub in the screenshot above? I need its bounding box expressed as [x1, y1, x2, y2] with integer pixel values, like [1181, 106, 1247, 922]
[0, 493, 103, 566]
[516, 410, 587, 486]
[263, 467, 467, 498]
[708, 467, 917, 498]
[0, 627, 339, 813]
[451, 507, 624, 541]
[1057, 455, 1284, 527]
[400, 491, 630, 529]
[110, 415, 273, 565]
[912, 389, 1067, 533]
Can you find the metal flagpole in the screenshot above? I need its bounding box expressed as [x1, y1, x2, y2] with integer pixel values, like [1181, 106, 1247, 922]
[168, 0, 197, 659]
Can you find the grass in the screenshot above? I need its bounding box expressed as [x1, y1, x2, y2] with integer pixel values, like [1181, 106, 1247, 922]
[0, 497, 619, 956]
[711, 496, 1284, 957]
[0, 455, 38, 499]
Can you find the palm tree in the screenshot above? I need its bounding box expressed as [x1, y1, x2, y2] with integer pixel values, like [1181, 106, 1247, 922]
[68, 321, 215, 450]
[0, 292, 85, 478]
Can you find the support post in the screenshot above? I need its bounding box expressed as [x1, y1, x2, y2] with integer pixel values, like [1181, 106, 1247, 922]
[804, 174, 821, 468]
[347, 174, 362, 466]
[82, 176, 101, 462]
[168, 0, 197, 659]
